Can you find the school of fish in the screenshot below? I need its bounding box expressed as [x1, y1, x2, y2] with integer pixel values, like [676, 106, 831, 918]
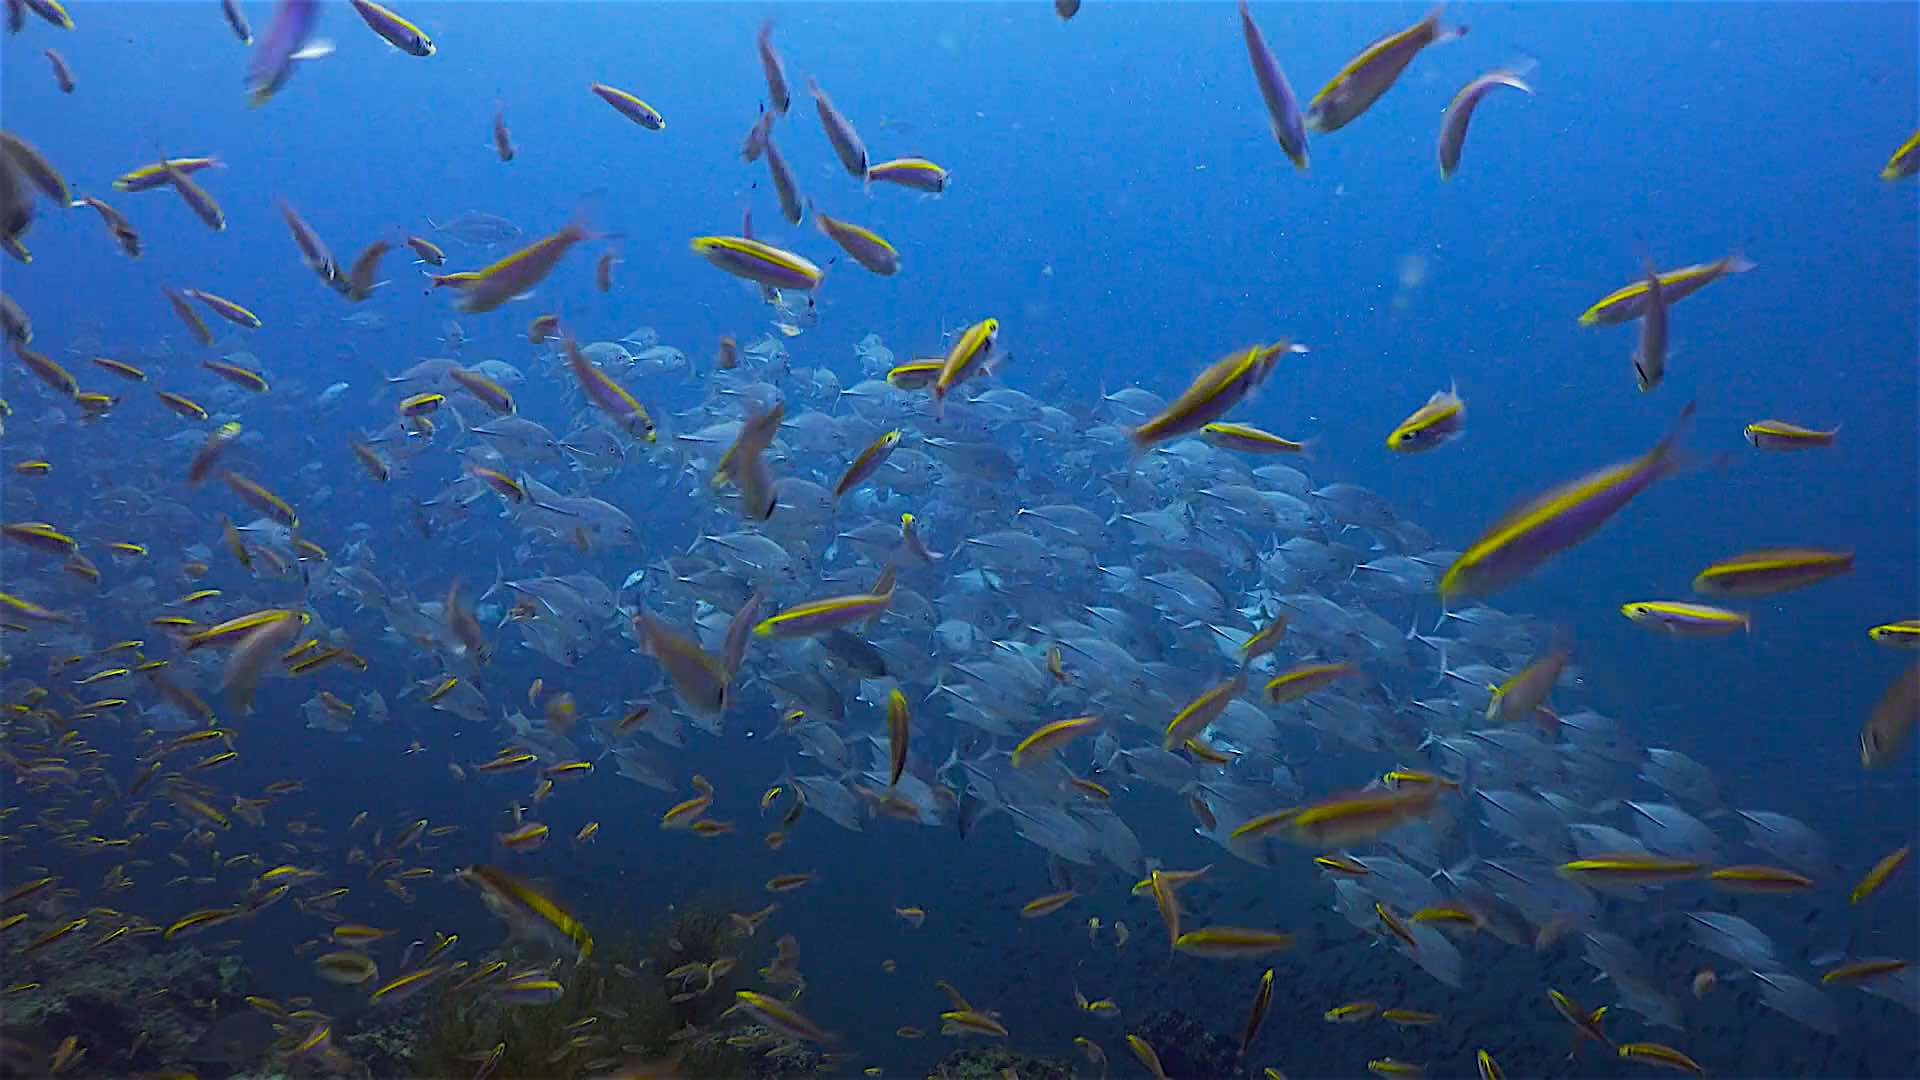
[0, 2, 1915, 1080]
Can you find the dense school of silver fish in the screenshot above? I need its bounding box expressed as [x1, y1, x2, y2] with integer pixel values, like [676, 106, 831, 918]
[0, 1, 1916, 1079]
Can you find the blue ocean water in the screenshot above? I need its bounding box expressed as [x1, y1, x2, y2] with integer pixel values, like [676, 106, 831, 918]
[0, 2, 1915, 1078]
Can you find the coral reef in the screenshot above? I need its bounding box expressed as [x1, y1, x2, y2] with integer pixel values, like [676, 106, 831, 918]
[409, 895, 775, 1080]
[0, 933, 252, 1078]
[930, 1044, 1076, 1080]
[1130, 1010, 1240, 1078]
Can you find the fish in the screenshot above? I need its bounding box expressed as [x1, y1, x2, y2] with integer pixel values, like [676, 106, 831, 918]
[1743, 418, 1839, 449]
[1861, 664, 1918, 768]
[348, 0, 433, 56]
[1386, 383, 1465, 452]
[1867, 620, 1920, 648]
[1691, 548, 1854, 597]
[21, 0, 71, 29]
[1880, 128, 1920, 180]
[184, 288, 262, 329]
[1131, 341, 1298, 448]
[1437, 67, 1533, 178]
[1579, 252, 1757, 325]
[565, 335, 655, 441]
[436, 221, 593, 313]
[1440, 403, 1694, 599]
[750, 18, 791, 115]
[691, 235, 822, 291]
[1620, 601, 1750, 637]
[1616, 1042, 1705, 1076]
[885, 688, 910, 787]
[1632, 259, 1668, 392]
[1202, 422, 1308, 454]
[1306, 6, 1467, 132]
[734, 991, 833, 1043]
[932, 318, 1001, 414]
[72, 195, 140, 257]
[866, 156, 949, 193]
[43, 47, 74, 92]
[1239, 968, 1273, 1057]
[754, 566, 896, 639]
[1172, 925, 1295, 957]
[1021, 890, 1077, 918]
[815, 213, 900, 276]
[1011, 715, 1101, 767]
[493, 104, 516, 161]
[1237, 0, 1308, 168]
[591, 82, 666, 130]
[246, 0, 331, 105]
[810, 78, 868, 177]
[221, 0, 252, 43]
